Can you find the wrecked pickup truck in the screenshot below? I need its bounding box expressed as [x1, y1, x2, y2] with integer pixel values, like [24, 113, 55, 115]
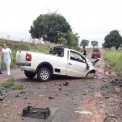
[15, 46, 100, 81]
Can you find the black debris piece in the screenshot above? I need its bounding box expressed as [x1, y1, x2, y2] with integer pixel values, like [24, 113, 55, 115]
[20, 91, 26, 94]
[22, 106, 50, 119]
[63, 81, 69, 86]
[49, 96, 54, 99]
[103, 79, 107, 82]
[15, 94, 20, 97]
[0, 90, 4, 101]
[111, 78, 122, 86]
[58, 87, 62, 90]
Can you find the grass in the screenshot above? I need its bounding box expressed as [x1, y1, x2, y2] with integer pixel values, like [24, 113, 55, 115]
[100, 83, 109, 89]
[85, 80, 91, 84]
[52, 119, 59, 122]
[0, 76, 24, 90]
[103, 49, 122, 78]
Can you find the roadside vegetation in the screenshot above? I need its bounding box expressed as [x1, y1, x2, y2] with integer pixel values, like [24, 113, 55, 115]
[100, 83, 109, 89]
[0, 76, 24, 90]
[104, 49, 122, 78]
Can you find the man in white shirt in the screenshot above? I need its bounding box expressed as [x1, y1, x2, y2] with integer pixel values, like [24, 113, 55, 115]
[2, 44, 13, 75]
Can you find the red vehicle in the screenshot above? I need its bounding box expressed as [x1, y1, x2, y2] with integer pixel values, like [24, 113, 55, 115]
[91, 48, 101, 58]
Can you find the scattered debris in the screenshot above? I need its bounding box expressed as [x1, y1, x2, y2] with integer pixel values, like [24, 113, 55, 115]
[103, 115, 118, 122]
[22, 106, 50, 119]
[58, 87, 62, 90]
[39, 95, 45, 97]
[63, 81, 69, 86]
[112, 78, 122, 87]
[15, 94, 20, 97]
[104, 96, 110, 99]
[23, 96, 28, 99]
[55, 83, 61, 86]
[20, 91, 26, 94]
[83, 93, 86, 95]
[75, 110, 92, 115]
[64, 94, 68, 96]
[103, 79, 107, 82]
[49, 96, 54, 99]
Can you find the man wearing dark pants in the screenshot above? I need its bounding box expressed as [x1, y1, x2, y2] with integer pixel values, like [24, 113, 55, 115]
[82, 47, 86, 57]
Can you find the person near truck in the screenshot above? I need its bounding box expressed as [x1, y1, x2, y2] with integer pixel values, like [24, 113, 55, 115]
[82, 47, 87, 57]
[2, 44, 13, 76]
[0, 46, 3, 74]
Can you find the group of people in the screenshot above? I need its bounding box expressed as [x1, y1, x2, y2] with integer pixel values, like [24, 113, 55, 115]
[0, 44, 13, 76]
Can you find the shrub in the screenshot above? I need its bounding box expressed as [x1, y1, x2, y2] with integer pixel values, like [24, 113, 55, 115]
[0, 76, 24, 90]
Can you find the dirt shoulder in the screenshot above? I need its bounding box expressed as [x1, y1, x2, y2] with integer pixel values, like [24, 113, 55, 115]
[0, 57, 122, 122]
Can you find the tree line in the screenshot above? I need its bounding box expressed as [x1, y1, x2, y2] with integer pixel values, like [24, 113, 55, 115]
[29, 12, 122, 50]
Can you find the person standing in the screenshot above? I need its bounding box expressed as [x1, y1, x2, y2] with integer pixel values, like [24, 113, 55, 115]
[82, 47, 87, 57]
[0, 46, 3, 74]
[2, 44, 13, 75]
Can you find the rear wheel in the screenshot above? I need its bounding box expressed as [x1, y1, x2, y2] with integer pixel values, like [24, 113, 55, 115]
[24, 70, 36, 79]
[37, 67, 51, 82]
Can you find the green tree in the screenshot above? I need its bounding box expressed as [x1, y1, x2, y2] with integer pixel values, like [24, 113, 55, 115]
[66, 32, 79, 48]
[91, 41, 98, 48]
[80, 39, 89, 48]
[57, 31, 79, 50]
[104, 30, 122, 50]
[29, 12, 71, 43]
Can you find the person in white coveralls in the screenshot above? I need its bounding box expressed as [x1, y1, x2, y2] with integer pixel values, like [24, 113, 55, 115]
[2, 44, 13, 75]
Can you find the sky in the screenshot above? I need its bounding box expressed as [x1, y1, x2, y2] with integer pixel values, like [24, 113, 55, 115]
[0, 0, 122, 47]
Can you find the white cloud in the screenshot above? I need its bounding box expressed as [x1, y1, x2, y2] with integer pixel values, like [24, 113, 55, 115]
[0, 0, 122, 46]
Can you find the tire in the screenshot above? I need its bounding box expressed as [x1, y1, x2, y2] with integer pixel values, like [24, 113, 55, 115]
[37, 67, 51, 82]
[24, 70, 36, 79]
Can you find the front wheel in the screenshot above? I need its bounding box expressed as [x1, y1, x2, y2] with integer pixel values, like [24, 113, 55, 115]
[37, 68, 51, 82]
[24, 70, 36, 79]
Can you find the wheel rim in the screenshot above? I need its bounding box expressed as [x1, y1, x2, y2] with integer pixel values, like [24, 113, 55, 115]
[40, 69, 49, 80]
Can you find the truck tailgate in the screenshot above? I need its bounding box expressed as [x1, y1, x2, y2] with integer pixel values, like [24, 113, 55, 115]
[16, 51, 27, 63]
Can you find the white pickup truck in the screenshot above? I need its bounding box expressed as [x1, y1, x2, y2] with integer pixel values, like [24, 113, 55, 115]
[15, 46, 99, 81]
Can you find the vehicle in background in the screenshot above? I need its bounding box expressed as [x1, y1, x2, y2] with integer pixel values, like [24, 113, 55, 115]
[91, 48, 101, 58]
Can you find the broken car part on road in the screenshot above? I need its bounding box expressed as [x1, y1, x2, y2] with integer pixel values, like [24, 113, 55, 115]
[0, 90, 4, 101]
[22, 106, 50, 119]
